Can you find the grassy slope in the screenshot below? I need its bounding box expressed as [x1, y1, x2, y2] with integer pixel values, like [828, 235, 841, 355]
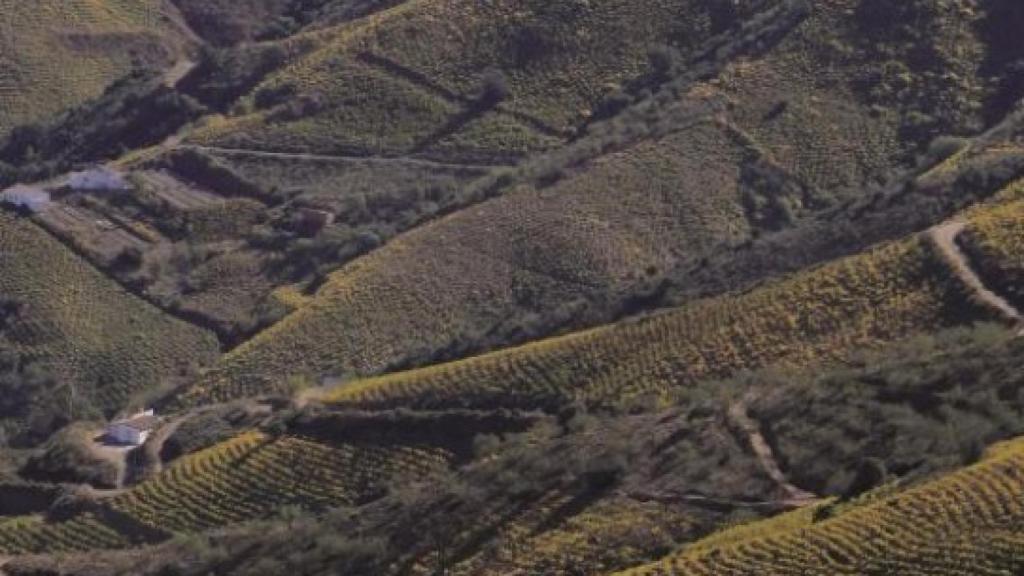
[0, 0, 185, 137]
[201, 149, 491, 212]
[181, 119, 760, 403]
[700, 0, 988, 196]
[0, 431, 451, 555]
[185, 0, 731, 159]
[176, 0, 1005, 405]
[618, 437, 1024, 575]
[0, 213, 219, 418]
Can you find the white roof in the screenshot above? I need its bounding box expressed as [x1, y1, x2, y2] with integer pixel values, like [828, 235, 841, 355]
[1, 184, 48, 199]
[67, 167, 130, 191]
[109, 414, 160, 432]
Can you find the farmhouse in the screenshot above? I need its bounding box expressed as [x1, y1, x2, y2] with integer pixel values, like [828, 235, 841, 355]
[67, 166, 130, 193]
[0, 185, 51, 213]
[105, 410, 160, 446]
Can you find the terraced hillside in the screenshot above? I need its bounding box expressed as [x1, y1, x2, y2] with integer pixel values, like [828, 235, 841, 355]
[0, 0, 187, 137]
[178, 117, 776, 403]
[0, 513, 133, 556]
[167, 0, 1024, 407]
[186, 0, 750, 160]
[0, 212, 219, 438]
[0, 431, 451, 554]
[618, 437, 1024, 575]
[312, 234, 989, 410]
[961, 187, 1024, 310]
[12, 324, 1024, 575]
[108, 431, 451, 533]
[5, 0, 1024, 573]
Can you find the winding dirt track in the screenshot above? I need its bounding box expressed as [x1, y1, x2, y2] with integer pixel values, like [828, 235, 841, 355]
[928, 221, 1024, 328]
[728, 400, 819, 506]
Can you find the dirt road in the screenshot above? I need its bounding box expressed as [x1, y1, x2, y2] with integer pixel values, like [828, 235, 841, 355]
[928, 221, 1024, 327]
[186, 145, 508, 169]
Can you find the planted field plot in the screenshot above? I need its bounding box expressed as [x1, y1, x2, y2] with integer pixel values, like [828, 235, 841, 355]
[178, 120, 765, 404]
[451, 498, 693, 576]
[0, 212, 219, 418]
[684, 0, 992, 202]
[131, 171, 225, 212]
[616, 437, 1024, 575]
[35, 203, 151, 266]
[0, 513, 129, 556]
[187, 0, 745, 158]
[201, 148, 492, 216]
[321, 236, 988, 410]
[110, 431, 451, 533]
[190, 56, 556, 161]
[0, 0, 184, 136]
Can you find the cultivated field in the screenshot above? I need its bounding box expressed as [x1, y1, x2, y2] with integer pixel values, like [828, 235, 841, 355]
[618, 437, 1024, 575]
[0, 212, 219, 418]
[0, 0, 185, 136]
[317, 236, 989, 410]
[0, 431, 451, 554]
[186, 0, 754, 160]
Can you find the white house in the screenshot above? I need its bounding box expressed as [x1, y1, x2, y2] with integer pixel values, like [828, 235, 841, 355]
[0, 185, 50, 213]
[67, 166, 130, 193]
[105, 410, 160, 446]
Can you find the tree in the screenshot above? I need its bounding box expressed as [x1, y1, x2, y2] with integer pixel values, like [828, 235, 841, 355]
[477, 69, 510, 109]
[842, 457, 888, 500]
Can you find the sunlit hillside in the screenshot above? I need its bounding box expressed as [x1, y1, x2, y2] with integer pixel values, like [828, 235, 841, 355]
[0, 0, 188, 137]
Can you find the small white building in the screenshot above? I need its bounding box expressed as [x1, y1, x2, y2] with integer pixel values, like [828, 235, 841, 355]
[67, 166, 130, 193]
[0, 185, 50, 213]
[105, 410, 160, 446]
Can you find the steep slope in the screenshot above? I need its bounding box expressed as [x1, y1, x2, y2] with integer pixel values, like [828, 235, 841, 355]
[0, 0, 188, 138]
[170, 0, 1024, 405]
[961, 187, 1024, 311]
[0, 431, 451, 555]
[312, 234, 989, 411]
[179, 116, 770, 403]
[10, 323, 1024, 575]
[185, 0, 770, 160]
[0, 213, 219, 441]
[618, 436, 1024, 575]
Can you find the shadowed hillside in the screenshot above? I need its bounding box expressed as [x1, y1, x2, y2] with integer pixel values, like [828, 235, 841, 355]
[5, 0, 1024, 574]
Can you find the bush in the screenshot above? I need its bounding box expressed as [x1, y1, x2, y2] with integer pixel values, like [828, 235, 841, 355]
[923, 135, 968, 166]
[22, 425, 119, 488]
[841, 458, 888, 500]
[47, 485, 99, 521]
